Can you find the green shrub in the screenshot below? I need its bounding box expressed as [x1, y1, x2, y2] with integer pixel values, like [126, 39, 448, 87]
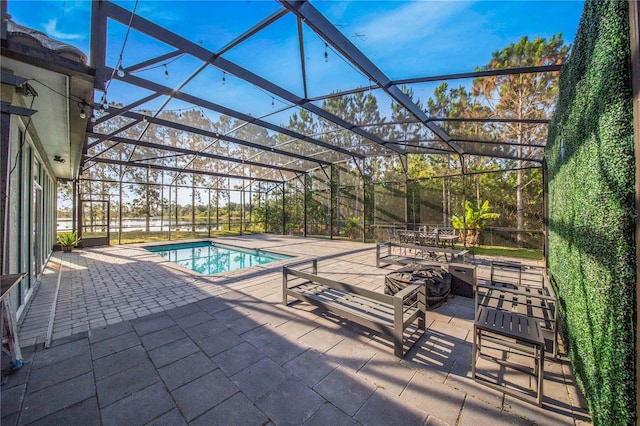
[57, 231, 80, 247]
[546, 0, 635, 424]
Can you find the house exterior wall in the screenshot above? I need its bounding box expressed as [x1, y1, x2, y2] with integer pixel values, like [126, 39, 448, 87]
[4, 103, 57, 321]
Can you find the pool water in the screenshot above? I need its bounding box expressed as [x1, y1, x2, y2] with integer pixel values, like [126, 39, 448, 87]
[146, 241, 292, 275]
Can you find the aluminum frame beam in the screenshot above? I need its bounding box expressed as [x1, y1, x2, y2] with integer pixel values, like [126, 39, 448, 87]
[124, 50, 183, 75]
[88, 157, 283, 183]
[216, 7, 288, 56]
[99, 1, 387, 158]
[111, 70, 362, 161]
[280, 0, 463, 155]
[309, 65, 563, 102]
[394, 65, 563, 85]
[117, 109, 333, 166]
[95, 93, 161, 125]
[87, 119, 142, 150]
[86, 131, 306, 174]
[404, 145, 543, 163]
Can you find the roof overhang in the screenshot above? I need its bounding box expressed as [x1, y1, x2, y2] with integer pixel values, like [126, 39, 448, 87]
[1, 20, 94, 180]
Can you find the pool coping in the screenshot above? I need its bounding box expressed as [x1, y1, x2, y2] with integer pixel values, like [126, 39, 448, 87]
[131, 238, 300, 278]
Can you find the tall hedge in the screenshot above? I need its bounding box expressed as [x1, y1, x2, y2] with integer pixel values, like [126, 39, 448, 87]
[546, 0, 635, 424]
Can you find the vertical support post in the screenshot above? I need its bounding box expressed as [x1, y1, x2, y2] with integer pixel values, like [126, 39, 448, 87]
[118, 179, 123, 244]
[628, 0, 640, 418]
[1, 111, 10, 274]
[207, 188, 211, 238]
[329, 165, 335, 239]
[1, 0, 8, 42]
[303, 173, 308, 237]
[168, 184, 172, 241]
[159, 171, 164, 233]
[74, 180, 80, 238]
[462, 161, 467, 248]
[215, 189, 219, 233]
[281, 182, 286, 235]
[362, 158, 366, 243]
[248, 182, 252, 228]
[240, 180, 244, 236]
[401, 154, 408, 228]
[542, 159, 549, 267]
[265, 189, 269, 233]
[90, 0, 108, 93]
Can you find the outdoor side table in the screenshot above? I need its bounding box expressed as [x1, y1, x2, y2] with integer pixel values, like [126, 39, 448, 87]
[472, 306, 545, 406]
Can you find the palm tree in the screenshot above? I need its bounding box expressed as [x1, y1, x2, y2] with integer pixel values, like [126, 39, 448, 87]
[451, 200, 500, 245]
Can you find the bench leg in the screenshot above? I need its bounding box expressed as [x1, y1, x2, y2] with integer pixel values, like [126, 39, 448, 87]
[536, 345, 544, 406]
[472, 325, 478, 379]
[282, 272, 288, 305]
[418, 286, 426, 330]
[393, 297, 404, 358]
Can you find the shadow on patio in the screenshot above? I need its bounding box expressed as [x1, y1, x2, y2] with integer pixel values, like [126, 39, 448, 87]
[2, 236, 591, 425]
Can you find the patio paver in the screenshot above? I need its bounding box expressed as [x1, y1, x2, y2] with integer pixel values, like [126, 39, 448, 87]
[1, 235, 591, 425]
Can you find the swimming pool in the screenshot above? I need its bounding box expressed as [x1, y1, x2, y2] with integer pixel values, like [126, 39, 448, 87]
[146, 241, 292, 275]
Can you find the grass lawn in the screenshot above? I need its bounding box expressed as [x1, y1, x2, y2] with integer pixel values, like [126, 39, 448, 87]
[466, 245, 543, 260]
[79, 231, 543, 260]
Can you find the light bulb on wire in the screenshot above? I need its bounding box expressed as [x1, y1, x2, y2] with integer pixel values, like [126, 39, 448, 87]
[324, 43, 328, 62]
[80, 107, 87, 119]
[222, 72, 226, 85]
[116, 64, 126, 78]
[164, 64, 169, 79]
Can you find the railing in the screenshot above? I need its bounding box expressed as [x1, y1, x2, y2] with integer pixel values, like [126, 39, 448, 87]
[370, 223, 544, 250]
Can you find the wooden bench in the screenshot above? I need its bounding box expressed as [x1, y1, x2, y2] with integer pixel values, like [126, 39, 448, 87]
[282, 259, 426, 358]
[376, 242, 470, 268]
[477, 261, 558, 357]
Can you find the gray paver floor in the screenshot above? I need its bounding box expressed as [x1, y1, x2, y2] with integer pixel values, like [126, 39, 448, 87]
[3, 235, 592, 425]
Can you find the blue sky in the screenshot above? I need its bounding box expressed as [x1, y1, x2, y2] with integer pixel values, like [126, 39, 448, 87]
[8, 0, 585, 121]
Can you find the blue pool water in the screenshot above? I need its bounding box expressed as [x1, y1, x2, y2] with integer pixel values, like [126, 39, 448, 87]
[146, 241, 292, 275]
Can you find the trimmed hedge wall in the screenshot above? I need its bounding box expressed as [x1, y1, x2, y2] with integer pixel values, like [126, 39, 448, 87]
[546, 0, 635, 424]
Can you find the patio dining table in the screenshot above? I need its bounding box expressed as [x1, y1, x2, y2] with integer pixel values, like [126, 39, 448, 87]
[396, 229, 457, 248]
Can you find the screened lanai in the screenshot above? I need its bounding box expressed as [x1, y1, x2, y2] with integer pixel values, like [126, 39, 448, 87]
[4, 0, 639, 424]
[72, 0, 568, 248]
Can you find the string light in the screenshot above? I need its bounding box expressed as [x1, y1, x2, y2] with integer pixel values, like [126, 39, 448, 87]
[324, 43, 328, 62]
[79, 102, 87, 119]
[178, 111, 183, 119]
[101, 95, 109, 111]
[90, 110, 97, 123]
[116, 64, 126, 78]
[271, 97, 275, 108]
[222, 71, 226, 85]
[164, 64, 169, 79]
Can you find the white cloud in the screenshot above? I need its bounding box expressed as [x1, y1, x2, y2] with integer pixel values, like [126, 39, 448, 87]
[355, 1, 473, 45]
[43, 18, 84, 41]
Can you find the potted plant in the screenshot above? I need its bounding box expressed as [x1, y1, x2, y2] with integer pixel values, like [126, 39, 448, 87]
[57, 232, 80, 252]
[451, 200, 500, 246]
